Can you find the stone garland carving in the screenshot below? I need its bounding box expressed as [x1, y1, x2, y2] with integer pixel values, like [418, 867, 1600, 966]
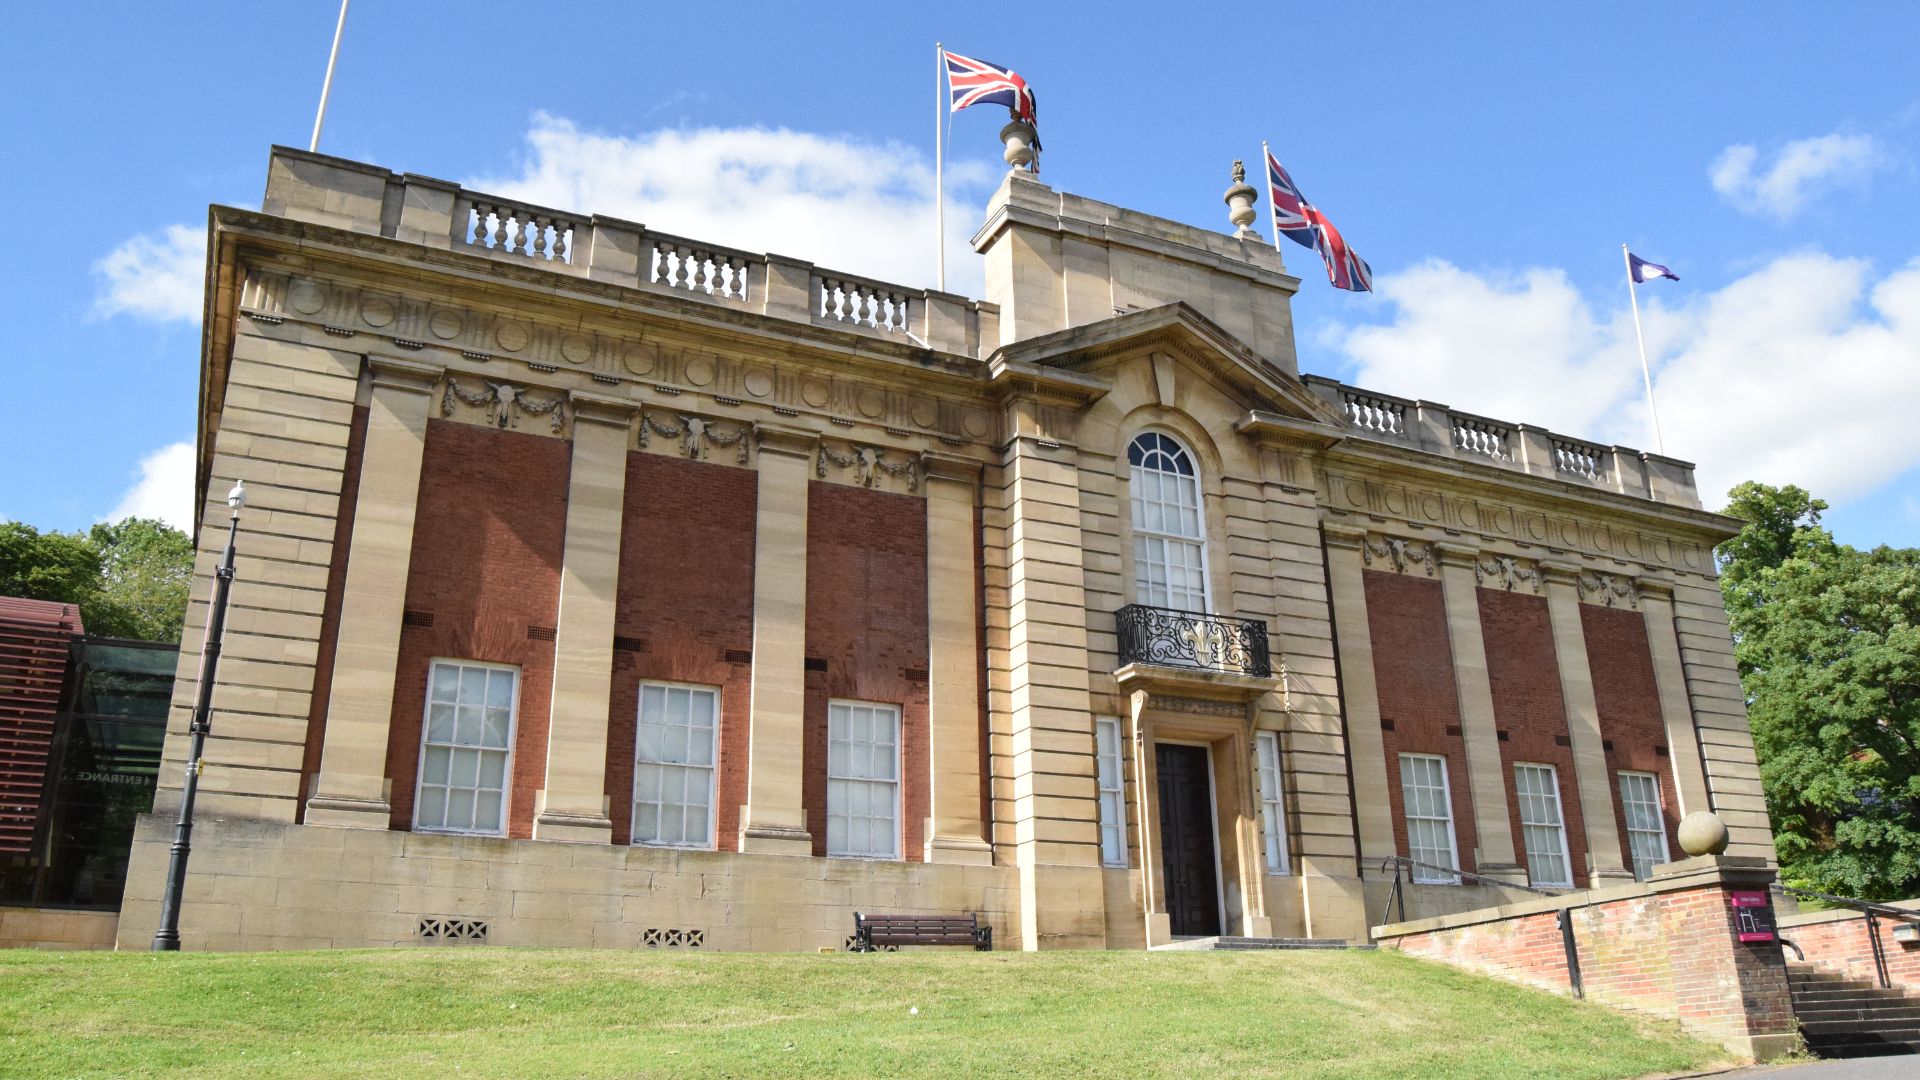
[1578, 571, 1639, 609]
[1361, 534, 1434, 576]
[818, 442, 918, 491]
[637, 409, 750, 464]
[443, 378, 565, 432]
[1474, 554, 1539, 593]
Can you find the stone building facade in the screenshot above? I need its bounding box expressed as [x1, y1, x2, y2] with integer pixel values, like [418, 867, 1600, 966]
[114, 146, 1769, 951]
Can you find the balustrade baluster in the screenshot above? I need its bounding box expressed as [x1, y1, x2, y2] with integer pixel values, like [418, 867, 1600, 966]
[488, 207, 506, 251]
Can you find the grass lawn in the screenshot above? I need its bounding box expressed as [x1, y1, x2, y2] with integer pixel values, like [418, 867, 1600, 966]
[0, 947, 1727, 1079]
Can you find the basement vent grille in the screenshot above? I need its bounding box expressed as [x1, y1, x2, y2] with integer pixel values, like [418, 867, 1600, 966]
[1496, 730, 1510, 742]
[1444, 725, 1462, 737]
[641, 928, 705, 949]
[403, 610, 435, 628]
[902, 668, 930, 683]
[1603, 740, 1615, 752]
[1655, 745, 1670, 757]
[1554, 735, 1571, 747]
[724, 649, 753, 665]
[804, 657, 828, 673]
[844, 933, 897, 952]
[418, 917, 488, 944]
[1380, 719, 1395, 732]
[614, 636, 650, 653]
[527, 625, 557, 642]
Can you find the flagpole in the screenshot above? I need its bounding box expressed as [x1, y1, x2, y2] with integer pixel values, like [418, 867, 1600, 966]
[309, 0, 351, 152]
[1261, 140, 1280, 251]
[935, 43, 946, 293]
[1623, 243, 1667, 455]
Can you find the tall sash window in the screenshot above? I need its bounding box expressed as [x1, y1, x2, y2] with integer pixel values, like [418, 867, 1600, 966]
[1128, 432, 1209, 612]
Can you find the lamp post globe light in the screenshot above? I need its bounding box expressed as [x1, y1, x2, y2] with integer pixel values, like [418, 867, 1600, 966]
[151, 480, 246, 951]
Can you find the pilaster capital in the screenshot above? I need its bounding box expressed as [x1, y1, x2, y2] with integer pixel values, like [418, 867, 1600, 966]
[1432, 541, 1482, 569]
[920, 450, 984, 487]
[752, 423, 820, 460]
[366, 354, 441, 393]
[1636, 576, 1676, 603]
[1322, 521, 1368, 549]
[1537, 560, 1585, 588]
[566, 389, 639, 428]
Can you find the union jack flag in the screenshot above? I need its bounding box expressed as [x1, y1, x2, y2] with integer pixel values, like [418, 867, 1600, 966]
[944, 50, 1038, 129]
[1264, 148, 1373, 293]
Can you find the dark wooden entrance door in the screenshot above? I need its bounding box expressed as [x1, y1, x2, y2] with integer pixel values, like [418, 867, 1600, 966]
[1156, 743, 1221, 937]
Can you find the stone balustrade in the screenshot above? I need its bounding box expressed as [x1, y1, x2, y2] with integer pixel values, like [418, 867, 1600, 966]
[1301, 374, 1701, 508]
[259, 146, 996, 357]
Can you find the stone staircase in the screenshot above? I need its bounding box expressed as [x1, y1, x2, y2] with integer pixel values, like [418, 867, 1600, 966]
[1789, 965, 1920, 1058]
[1151, 936, 1374, 952]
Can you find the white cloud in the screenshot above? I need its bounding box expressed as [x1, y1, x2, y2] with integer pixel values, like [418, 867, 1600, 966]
[1327, 254, 1920, 510]
[92, 224, 206, 322]
[466, 113, 999, 297]
[1710, 133, 1884, 218]
[105, 441, 196, 532]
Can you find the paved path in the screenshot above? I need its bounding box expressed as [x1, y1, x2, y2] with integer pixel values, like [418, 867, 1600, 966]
[1718, 1057, 1917, 1079]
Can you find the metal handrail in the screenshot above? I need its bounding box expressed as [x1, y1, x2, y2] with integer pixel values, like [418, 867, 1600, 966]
[1374, 855, 1555, 929]
[1773, 883, 1920, 989]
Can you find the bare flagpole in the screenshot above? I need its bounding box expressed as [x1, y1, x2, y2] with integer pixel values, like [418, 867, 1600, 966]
[1622, 243, 1667, 454]
[1261, 140, 1280, 250]
[935, 43, 946, 292]
[309, 0, 351, 152]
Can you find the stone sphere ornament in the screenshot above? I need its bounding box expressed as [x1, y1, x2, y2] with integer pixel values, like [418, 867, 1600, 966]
[1677, 811, 1731, 857]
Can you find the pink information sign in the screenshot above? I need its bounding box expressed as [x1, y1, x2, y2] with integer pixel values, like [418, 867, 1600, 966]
[1730, 890, 1777, 942]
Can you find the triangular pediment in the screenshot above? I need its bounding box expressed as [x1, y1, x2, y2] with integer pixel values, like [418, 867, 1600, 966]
[984, 303, 1345, 436]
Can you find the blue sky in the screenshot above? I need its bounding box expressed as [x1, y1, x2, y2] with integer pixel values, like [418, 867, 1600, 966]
[4, 2, 1917, 546]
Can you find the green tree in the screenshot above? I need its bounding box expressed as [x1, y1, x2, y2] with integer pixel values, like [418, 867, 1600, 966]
[85, 518, 194, 642]
[0, 517, 193, 644]
[1720, 482, 1920, 899]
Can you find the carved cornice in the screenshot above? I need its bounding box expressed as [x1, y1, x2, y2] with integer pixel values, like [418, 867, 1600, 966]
[1636, 577, 1676, 603]
[638, 407, 750, 464]
[1432, 541, 1481, 569]
[366, 354, 440, 392]
[1322, 522, 1369, 550]
[567, 390, 638, 428]
[1537, 560, 1583, 588]
[752, 423, 819, 460]
[920, 450, 984, 486]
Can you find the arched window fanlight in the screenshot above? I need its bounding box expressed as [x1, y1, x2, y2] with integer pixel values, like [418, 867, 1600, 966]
[1128, 432, 1210, 611]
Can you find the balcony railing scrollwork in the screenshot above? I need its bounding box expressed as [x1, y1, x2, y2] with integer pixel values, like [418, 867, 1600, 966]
[1114, 604, 1272, 679]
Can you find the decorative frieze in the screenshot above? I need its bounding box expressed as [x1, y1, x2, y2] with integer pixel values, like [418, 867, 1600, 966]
[638, 408, 751, 464]
[1361, 534, 1434, 576]
[442, 378, 566, 433]
[1322, 467, 1713, 574]
[1473, 553, 1539, 593]
[818, 441, 918, 491]
[237, 267, 998, 444]
[1578, 571, 1640, 609]
[1152, 696, 1249, 719]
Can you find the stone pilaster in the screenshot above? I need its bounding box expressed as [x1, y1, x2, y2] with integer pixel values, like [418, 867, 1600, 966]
[737, 425, 818, 855]
[1639, 579, 1714, 817]
[1540, 561, 1631, 883]
[1434, 542, 1523, 880]
[1320, 523, 1396, 864]
[531, 393, 637, 843]
[998, 432, 1105, 949]
[304, 355, 438, 828]
[921, 452, 993, 864]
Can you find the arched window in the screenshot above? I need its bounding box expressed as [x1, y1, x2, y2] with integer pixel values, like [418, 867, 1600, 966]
[1128, 432, 1210, 611]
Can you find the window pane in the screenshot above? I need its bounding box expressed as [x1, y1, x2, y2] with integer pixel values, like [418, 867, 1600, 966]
[447, 788, 475, 830]
[423, 746, 451, 785]
[473, 790, 503, 833]
[428, 704, 455, 743]
[417, 786, 447, 828]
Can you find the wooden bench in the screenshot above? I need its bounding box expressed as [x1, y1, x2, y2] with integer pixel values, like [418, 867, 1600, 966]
[850, 912, 992, 952]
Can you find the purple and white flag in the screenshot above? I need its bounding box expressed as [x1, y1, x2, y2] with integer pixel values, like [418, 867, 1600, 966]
[1628, 252, 1679, 283]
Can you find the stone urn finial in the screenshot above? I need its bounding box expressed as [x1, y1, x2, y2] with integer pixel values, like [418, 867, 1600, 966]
[1224, 160, 1259, 239]
[1678, 811, 1731, 857]
[1000, 119, 1038, 172]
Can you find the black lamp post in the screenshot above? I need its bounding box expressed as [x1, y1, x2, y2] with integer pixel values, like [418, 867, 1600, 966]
[152, 479, 246, 952]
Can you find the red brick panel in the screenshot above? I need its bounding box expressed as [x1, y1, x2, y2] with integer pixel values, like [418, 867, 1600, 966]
[1791, 913, 1920, 990]
[803, 482, 929, 861]
[298, 402, 368, 820]
[1582, 605, 1682, 870]
[603, 453, 756, 850]
[1478, 588, 1589, 888]
[385, 420, 569, 838]
[1364, 570, 1476, 873]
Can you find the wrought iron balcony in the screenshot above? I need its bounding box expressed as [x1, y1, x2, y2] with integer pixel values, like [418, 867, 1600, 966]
[1114, 604, 1272, 678]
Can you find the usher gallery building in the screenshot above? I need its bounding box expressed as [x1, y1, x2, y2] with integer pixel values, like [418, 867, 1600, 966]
[115, 145, 1769, 951]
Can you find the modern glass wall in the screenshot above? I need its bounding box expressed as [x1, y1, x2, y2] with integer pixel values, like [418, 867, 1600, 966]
[0, 638, 172, 909]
